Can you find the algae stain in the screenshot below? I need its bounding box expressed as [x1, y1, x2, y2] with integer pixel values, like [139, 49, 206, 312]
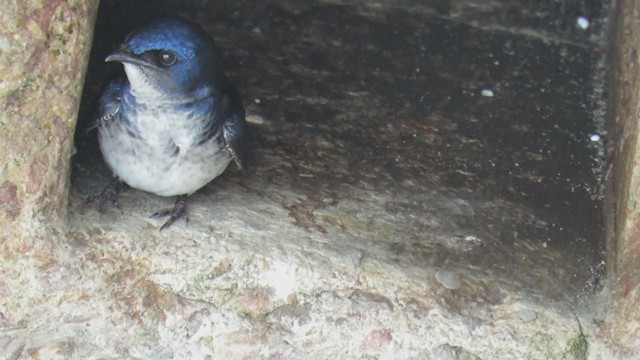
[562, 317, 588, 360]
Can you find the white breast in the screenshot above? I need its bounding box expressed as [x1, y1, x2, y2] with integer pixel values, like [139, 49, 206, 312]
[98, 106, 231, 197]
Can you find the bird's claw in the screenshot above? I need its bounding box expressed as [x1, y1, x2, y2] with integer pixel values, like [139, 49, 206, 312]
[151, 195, 189, 231]
[88, 177, 125, 214]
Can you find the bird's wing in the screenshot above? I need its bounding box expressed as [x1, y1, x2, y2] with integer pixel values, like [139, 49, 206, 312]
[196, 83, 247, 169]
[88, 78, 125, 131]
[221, 85, 247, 170]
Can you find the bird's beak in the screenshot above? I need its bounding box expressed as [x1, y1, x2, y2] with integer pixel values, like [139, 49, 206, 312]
[105, 48, 156, 68]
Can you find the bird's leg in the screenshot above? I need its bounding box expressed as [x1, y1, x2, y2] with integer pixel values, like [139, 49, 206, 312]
[151, 194, 189, 231]
[88, 176, 127, 213]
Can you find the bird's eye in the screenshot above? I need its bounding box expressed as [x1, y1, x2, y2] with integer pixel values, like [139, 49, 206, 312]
[158, 51, 177, 66]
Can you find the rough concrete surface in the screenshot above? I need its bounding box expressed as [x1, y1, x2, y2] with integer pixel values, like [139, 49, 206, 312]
[0, 0, 100, 358]
[0, 0, 98, 236]
[605, 0, 640, 353]
[0, 0, 631, 358]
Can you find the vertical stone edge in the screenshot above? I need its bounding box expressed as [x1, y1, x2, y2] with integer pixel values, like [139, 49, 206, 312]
[605, 0, 640, 351]
[0, 1, 100, 255]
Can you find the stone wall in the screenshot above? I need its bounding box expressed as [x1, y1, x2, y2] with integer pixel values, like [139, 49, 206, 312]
[0, 3, 99, 357]
[1, 0, 639, 357]
[606, 0, 640, 352]
[0, 1, 99, 242]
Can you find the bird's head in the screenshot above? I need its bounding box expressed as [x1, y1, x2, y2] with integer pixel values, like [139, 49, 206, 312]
[106, 17, 226, 102]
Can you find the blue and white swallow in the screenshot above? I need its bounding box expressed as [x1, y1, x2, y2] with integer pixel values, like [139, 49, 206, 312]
[93, 17, 247, 230]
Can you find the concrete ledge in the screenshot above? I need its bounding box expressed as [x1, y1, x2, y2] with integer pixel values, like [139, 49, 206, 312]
[1, 0, 638, 358]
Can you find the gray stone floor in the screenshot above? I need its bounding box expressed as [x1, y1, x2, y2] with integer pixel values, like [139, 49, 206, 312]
[63, 0, 614, 358]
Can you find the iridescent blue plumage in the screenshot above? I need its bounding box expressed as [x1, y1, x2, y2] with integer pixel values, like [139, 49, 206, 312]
[94, 17, 247, 230]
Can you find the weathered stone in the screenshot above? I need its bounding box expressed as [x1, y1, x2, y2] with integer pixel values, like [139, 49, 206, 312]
[0, 1, 99, 359]
[604, 0, 640, 353]
[360, 329, 393, 352]
[3, 0, 639, 358]
[0, 1, 98, 239]
[0, 181, 21, 220]
[436, 270, 462, 290]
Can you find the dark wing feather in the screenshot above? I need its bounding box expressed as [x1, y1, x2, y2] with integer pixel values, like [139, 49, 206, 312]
[221, 85, 247, 170]
[88, 78, 125, 132]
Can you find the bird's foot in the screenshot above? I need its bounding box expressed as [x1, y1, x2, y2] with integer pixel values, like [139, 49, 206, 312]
[151, 195, 189, 231]
[88, 177, 126, 213]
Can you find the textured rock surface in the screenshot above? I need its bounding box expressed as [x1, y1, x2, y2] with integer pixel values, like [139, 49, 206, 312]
[0, 1, 98, 237]
[605, 0, 640, 354]
[0, 0, 632, 358]
[0, 1, 99, 359]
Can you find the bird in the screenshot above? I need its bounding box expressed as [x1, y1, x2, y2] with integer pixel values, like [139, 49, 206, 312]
[91, 17, 247, 231]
